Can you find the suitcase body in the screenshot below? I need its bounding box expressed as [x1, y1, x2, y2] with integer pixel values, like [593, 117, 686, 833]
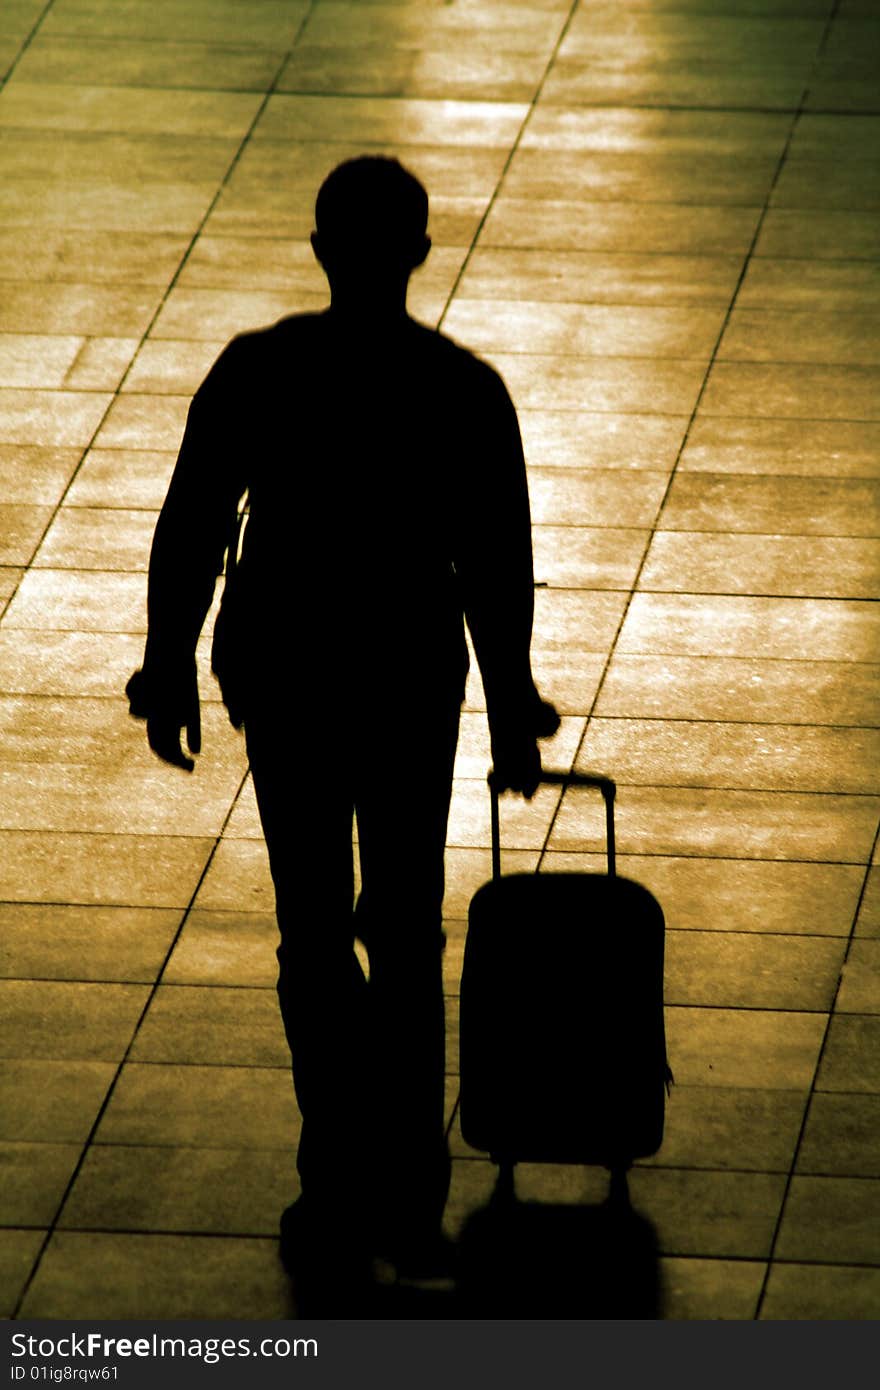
[459, 772, 671, 1170]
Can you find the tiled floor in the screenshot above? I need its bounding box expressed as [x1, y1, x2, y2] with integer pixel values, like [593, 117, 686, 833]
[1, 0, 878, 1322]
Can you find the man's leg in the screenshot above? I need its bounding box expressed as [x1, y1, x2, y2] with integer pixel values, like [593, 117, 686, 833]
[353, 694, 460, 1246]
[245, 711, 371, 1223]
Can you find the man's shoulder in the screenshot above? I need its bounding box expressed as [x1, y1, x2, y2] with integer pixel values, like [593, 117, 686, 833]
[198, 313, 326, 386]
[413, 321, 509, 397]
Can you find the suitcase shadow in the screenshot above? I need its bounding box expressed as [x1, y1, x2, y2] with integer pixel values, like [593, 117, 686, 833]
[454, 1172, 661, 1318]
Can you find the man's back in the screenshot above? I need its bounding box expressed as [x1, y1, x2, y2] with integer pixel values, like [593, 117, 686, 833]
[176, 309, 533, 701]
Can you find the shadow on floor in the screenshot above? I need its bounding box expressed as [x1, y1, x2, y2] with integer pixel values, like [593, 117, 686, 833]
[286, 1172, 661, 1318]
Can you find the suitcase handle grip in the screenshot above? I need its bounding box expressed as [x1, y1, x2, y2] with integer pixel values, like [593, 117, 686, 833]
[488, 769, 616, 880]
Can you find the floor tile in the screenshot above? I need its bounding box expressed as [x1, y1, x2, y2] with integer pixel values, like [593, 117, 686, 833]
[120, 339, 225, 396]
[540, 53, 807, 112]
[0, 631, 215, 698]
[19, 1230, 295, 1319]
[487, 353, 706, 414]
[595, 654, 880, 726]
[523, 105, 792, 157]
[480, 198, 761, 256]
[0, 903, 180, 982]
[130, 985, 288, 1067]
[1, 568, 25, 614]
[791, 112, 880, 162]
[527, 469, 669, 527]
[759, 1262, 880, 1320]
[176, 233, 323, 291]
[756, 209, 880, 261]
[659, 474, 880, 538]
[447, 779, 562, 850]
[15, 36, 286, 91]
[549, 784, 880, 863]
[33, 505, 155, 571]
[0, 228, 190, 285]
[534, 526, 649, 589]
[577, 718, 880, 794]
[0, 979, 148, 1061]
[700, 362, 880, 421]
[299, 4, 565, 56]
[663, 1006, 827, 1090]
[441, 847, 539, 920]
[58, 1143, 295, 1235]
[639, 1086, 807, 1172]
[0, 505, 51, 566]
[0, 830, 212, 907]
[0, 444, 80, 504]
[559, 11, 825, 64]
[0, 1141, 82, 1226]
[502, 147, 778, 205]
[444, 299, 725, 359]
[254, 93, 529, 149]
[796, 1092, 880, 1177]
[40, 0, 309, 45]
[95, 1062, 298, 1149]
[659, 1257, 766, 1321]
[150, 287, 322, 342]
[775, 1176, 880, 1264]
[0, 285, 158, 338]
[641, 531, 879, 600]
[0, 761, 245, 838]
[544, 853, 864, 937]
[0, 81, 264, 138]
[771, 158, 880, 211]
[719, 309, 880, 367]
[0, 178, 217, 233]
[627, 1167, 787, 1259]
[534, 588, 631, 652]
[2, 564, 142, 631]
[2, 129, 241, 186]
[163, 910, 277, 988]
[617, 594, 880, 662]
[855, 869, 880, 939]
[193, 838, 275, 914]
[277, 44, 544, 103]
[460, 247, 743, 306]
[680, 417, 880, 479]
[0, 1059, 116, 1142]
[518, 411, 688, 471]
[91, 393, 189, 451]
[738, 257, 880, 312]
[837, 941, 880, 1014]
[665, 931, 846, 1010]
[0, 388, 112, 448]
[816, 1015, 880, 1093]
[0, 1229, 44, 1319]
[0, 334, 99, 390]
[455, 710, 583, 781]
[63, 448, 175, 509]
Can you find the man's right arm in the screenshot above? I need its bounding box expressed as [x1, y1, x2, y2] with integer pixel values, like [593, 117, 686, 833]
[127, 341, 250, 769]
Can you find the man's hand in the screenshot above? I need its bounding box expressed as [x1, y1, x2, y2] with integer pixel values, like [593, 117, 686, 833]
[491, 734, 541, 800]
[126, 663, 201, 773]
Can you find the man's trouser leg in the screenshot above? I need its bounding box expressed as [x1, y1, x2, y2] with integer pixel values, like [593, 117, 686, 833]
[246, 713, 370, 1222]
[246, 692, 460, 1241]
[353, 695, 460, 1240]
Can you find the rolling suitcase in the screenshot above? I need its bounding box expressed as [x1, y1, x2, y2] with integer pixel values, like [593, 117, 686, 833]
[459, 770, 672, 1179]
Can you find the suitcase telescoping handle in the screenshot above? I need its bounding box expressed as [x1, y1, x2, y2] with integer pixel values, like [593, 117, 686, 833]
[488, 769, 617, 881]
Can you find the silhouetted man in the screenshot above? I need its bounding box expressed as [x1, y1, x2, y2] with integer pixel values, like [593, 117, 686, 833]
[127, 156, 558, 1280]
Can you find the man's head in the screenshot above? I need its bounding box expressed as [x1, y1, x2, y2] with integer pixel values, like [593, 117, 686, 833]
[311, 156, 431, 299]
